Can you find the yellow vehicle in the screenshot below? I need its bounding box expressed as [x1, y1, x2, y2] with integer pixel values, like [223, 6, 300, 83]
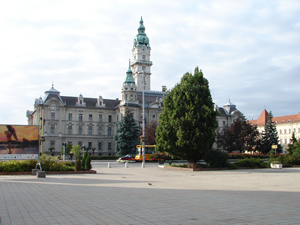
[135, 145, 158, 161]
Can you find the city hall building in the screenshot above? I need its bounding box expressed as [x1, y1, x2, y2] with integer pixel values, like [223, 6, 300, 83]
[27, 18, 243, 156]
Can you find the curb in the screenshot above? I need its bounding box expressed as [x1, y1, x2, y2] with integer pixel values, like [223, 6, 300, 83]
[0, 170, 97, 175]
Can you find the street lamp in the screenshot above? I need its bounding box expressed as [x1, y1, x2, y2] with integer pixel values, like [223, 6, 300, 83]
[142, 70, 146, 167]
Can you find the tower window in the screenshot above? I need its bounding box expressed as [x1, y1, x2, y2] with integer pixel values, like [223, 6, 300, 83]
[79, 114, 83, 121]
[68, 113, 72, 121]
[108, 115, 112, 122]
[142, 55, 145, 60]
[51, 112, 55, 120]
[99, 114, 102, 122]
[50, 125, 55, 134]
[89, 114, 93, 121]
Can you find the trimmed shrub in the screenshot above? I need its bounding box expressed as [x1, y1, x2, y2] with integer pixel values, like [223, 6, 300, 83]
[75, 159, 81, 171]
[205, 150, 229, 168]
[85, 155, 92, 170]
[236, 158, 266, 168]
[81, 152, 88, 169]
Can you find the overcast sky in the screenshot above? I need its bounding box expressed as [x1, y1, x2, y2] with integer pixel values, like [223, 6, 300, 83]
[0, 0, 299, 125]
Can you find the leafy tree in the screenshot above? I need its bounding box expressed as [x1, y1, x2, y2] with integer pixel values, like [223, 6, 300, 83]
[139, 121, 157, 145]
[114, 106, 139, 156]
[85, 154, 92, 170]
[155, 67, 218, 167]
[261, 111, 282, 153]
[71, 144, 82, 159]
[216, 116, 261, 153]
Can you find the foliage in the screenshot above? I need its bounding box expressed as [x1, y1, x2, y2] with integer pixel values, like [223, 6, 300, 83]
[152, 152, 181, 160]
[205, 149, 229, 168]
[261, 111, 282, 153]
[287, 132, 300, 158]
[216, 116, 261, 153]
[114, 106, 140, 156]
[156, 67, 218, 167]
[0, 158, 75, 173]
[139, 121, 157, 145]
[85, 154, 92, 170]
[235, 158, 266, 168]
[81, 152, 88, 169]
[75, 159, 81, 171]
[71, 145, 82, 158]
[228, 152, 269, 159]
[0, 160, 37, 172]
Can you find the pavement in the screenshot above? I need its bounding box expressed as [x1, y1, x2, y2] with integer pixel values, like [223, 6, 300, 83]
[0, 161, 300, 225]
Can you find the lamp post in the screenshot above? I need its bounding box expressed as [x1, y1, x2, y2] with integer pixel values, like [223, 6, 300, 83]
[142, 70, 145, 167]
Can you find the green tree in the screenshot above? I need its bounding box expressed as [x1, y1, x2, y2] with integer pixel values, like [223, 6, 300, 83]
[216, 117, 261, 153]
[261, 111, 282, 153]
[155, 67, 218, 167]
[114, 107, 139, 156]
[71, 144, 82, 159]
[288, 132, 300, 157]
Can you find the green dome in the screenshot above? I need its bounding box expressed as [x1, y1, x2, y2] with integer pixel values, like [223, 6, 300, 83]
[123, 60, 136, 87]
[133, 17, 150, 48]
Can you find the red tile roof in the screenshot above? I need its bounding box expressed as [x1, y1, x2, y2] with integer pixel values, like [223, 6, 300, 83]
[249, 110, 300, 126]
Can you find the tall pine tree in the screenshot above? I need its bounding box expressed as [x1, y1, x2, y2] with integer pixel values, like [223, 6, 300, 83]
[114, 107, 139, 156]
[261, 111, 281, 153]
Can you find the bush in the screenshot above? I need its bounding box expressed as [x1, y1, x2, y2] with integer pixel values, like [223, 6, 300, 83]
[85, 155, 92, 170]
[228, 153, 269, 159]
[205, 150, 228, 168]
[0, 159, 74, 172]
[81, 152, 88, 169]
[236, 158, 266, 168]
[75, 159, 81, 171]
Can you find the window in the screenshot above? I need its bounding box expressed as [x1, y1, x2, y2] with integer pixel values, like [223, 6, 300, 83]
[50, 140, 55, 147]
[299, 128, 300, 133]
[89, 114, 93, 121]
[78, 141, 82, 147]
[108, 127, 112, 136]
[51, 112, 55, 120]
[98, 142, 102, 150]
[68, 113, 72, 121]
[223, 121, 226, 127]
[98, 127, 102, 135]
[50, 125, 55, 134]
[68, 125, 72, 134]
[142, 66, 145, 70]
[285, 139, 287, 144]
[142, 55, 145, 60]
[108, 142, 112, 150]
[88, 142, 92, 149]
[279, 129, 282, 134]
[80, 100, 82, 104]
[88, 126, 92, 135]
[78, 126, 82, 135]
[284, 129, 286, 134]
[289, 129, 291, 134]
[294, 128, 296, 133]
[79, 114, 83, 121]
[98, 114, 102, 122]
[108, 115, 112, 122]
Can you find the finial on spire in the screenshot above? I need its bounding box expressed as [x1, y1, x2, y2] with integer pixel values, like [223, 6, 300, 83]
[128, 59, 131, 69]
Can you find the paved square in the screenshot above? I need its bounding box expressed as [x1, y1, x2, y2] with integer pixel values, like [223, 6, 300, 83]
[1, 162, 300, 224]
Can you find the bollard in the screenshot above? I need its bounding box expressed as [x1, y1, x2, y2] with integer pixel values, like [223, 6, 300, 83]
[108, 162, 111, 168]
[32, 169, 39, 175]
[36, 171, 46, 178]
[142, 162, 145, 168]
[125, 162, 128, 168]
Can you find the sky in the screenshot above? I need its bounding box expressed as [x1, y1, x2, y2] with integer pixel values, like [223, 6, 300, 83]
[0, 0, 299, 125]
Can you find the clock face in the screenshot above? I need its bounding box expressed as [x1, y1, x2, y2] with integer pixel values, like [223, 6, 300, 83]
[142, 48, 145, 51]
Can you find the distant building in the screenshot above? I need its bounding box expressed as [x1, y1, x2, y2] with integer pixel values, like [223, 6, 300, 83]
[26, 18, 244, 156]
[26, 17, 166, 156]
[249, 110, 300, 152]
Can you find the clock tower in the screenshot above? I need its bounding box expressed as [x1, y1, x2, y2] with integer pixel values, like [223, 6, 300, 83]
[131, 17, 152, 91]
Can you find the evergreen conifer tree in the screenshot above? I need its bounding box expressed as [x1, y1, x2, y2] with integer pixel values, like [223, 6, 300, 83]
[114, 107, 139, 156]
[261, 111, 281, 153]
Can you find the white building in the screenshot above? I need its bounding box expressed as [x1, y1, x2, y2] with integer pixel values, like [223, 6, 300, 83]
[249, 110, 300, 152]
[27, 17, 166, 156]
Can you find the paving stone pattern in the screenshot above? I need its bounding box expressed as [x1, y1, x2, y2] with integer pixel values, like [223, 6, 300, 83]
[0, 162, 300, 225]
